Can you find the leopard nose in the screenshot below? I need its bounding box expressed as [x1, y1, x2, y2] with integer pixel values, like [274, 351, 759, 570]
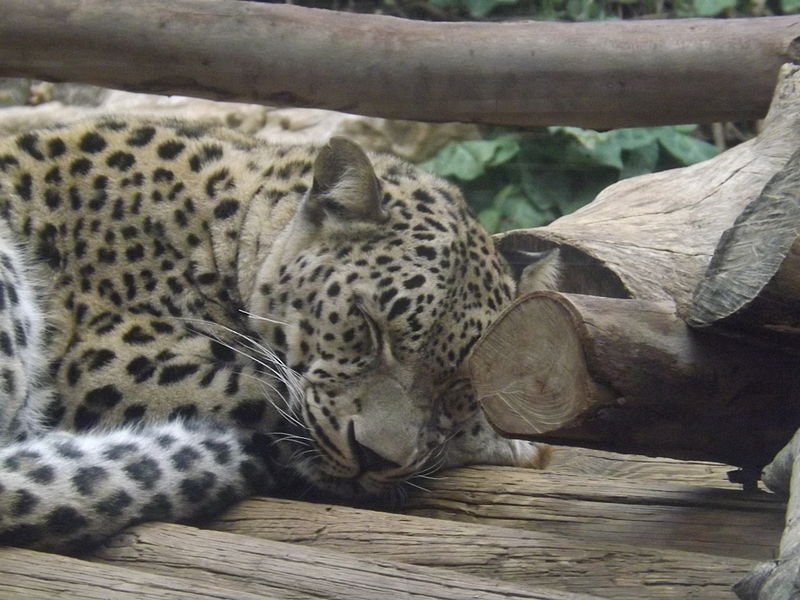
[347, 422, 402, 473]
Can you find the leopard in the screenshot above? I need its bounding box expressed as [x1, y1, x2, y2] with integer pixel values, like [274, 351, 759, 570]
[0, 116, 545, 553]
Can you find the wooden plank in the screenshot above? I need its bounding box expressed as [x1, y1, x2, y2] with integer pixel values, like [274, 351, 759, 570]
[402, 466, 783, 560]
[547, 447, 738, 488]
[209, 497, 757, 599]
[93, 522, 598, 600]
[0, 547, 267, 599]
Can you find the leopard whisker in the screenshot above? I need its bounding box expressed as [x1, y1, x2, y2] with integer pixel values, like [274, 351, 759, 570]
[402, 479, 431, 493]
[177, 316, 307, 387]
[238, 308, 289, 327]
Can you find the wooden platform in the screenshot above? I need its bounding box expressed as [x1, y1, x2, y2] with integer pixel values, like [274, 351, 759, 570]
[0, 447, 785, 599]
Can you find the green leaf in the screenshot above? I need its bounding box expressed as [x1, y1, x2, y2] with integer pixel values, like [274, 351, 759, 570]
[422, 136, 520, 181]
[428, 0, 519, 16]
[547, 127, 624, 170]
[782, 0, 800, 12]
[490, 184, 555, 231]
[656, 129, 719, 165]
[620, 141, 660, 178]
[692, 0, 735, 16]
[608, 128, 659, 150]
[477, 207, 503, 232]
[465, 0, 519, 17]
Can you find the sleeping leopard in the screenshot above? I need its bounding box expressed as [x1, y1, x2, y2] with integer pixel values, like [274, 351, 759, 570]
[0, 117, 544, 553]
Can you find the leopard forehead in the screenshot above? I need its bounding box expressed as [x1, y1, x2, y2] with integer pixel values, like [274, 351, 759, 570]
[251, 152, 515, 383]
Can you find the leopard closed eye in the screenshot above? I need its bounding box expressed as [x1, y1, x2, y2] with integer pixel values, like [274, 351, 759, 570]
[0, 117, 543, 552]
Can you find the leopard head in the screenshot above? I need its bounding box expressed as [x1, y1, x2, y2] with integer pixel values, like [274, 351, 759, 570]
[248, 138, 537, 498]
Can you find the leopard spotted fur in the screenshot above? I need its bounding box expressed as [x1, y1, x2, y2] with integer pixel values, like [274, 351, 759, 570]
[0, 117, 543, 552]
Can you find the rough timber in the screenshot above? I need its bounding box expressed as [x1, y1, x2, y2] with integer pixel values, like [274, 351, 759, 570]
[0, 449, 784, 599]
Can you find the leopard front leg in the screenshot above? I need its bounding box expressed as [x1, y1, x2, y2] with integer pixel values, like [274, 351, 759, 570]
[441, 385, 550, 470]
[0, 419, 268, 552]
[0, 316, 285, 552]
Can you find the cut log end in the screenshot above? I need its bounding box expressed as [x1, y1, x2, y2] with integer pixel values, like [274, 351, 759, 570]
[470, 292, 610, 439]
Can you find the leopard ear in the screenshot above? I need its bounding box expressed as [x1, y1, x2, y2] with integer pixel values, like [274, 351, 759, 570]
[304, 137, 387, 225]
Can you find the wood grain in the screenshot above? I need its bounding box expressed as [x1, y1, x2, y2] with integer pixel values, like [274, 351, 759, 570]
[403, 466, 784, 560]
[548, 447, 737, 488]
[1, 0, 800, 128]
[209, 496, 758, 599]
[689, 146, 800, 344]
[471, 292, 800, 468]
[0, 547, 265, 599]
[94, 522, 595, 600]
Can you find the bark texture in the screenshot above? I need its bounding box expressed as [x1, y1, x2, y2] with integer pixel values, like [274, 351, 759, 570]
[688, 147, 800, 345]
[1, 0, 800, 128]
[735, 430, 800, 599]
[472, 292, 800, 468]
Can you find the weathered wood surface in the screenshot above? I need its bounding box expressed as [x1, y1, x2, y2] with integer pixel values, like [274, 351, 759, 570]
[93, 522, 594, 600]
[209, 496, 757, 599]
[497, 64, 800, 316]
[471, 292, 800, 468]
[548, 446, 737, 488]
[2, 1, 800, 128]
[0, 463, 782, 598]
[0, 547, 266, 599]
[736, 429, 800, 599]
[689, 146, 800, 344]
[403, 466, 784, 560]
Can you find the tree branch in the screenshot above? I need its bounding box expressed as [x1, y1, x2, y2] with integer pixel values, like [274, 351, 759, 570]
[1, 0, 799, 127]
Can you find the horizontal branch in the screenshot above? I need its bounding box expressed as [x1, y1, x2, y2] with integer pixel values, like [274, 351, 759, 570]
[1, 0, 799, 127]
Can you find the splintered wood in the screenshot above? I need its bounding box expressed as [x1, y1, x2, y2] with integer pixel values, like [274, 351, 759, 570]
[689, 146, 800, 343]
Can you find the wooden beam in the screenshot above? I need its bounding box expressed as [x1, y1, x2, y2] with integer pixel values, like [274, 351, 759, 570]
[93, 522, 595, 600]
[208, 496, 758, 599]
[0, 547, 264, 599]
[1, 0, 799, 127]
[403, 466, 784, 560]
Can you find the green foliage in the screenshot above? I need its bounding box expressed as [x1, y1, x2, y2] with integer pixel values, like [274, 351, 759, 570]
[427, 0, 519, 18]
[422, 126, 719, 232]
[412, 0, 799, 21]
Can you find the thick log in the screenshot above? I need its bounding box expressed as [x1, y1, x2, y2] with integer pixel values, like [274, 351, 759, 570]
[0, 547, 263, 599]
[688, 147, 800, 344]
[93, 522, 593, 600]
[497, 63, 800, 316]
[736, 429, 800, 599]
[1, 0, 800, 128]
[402, 466, 784, 561]
[209, 496, 757, 599]
[471, 292, 800, 468]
